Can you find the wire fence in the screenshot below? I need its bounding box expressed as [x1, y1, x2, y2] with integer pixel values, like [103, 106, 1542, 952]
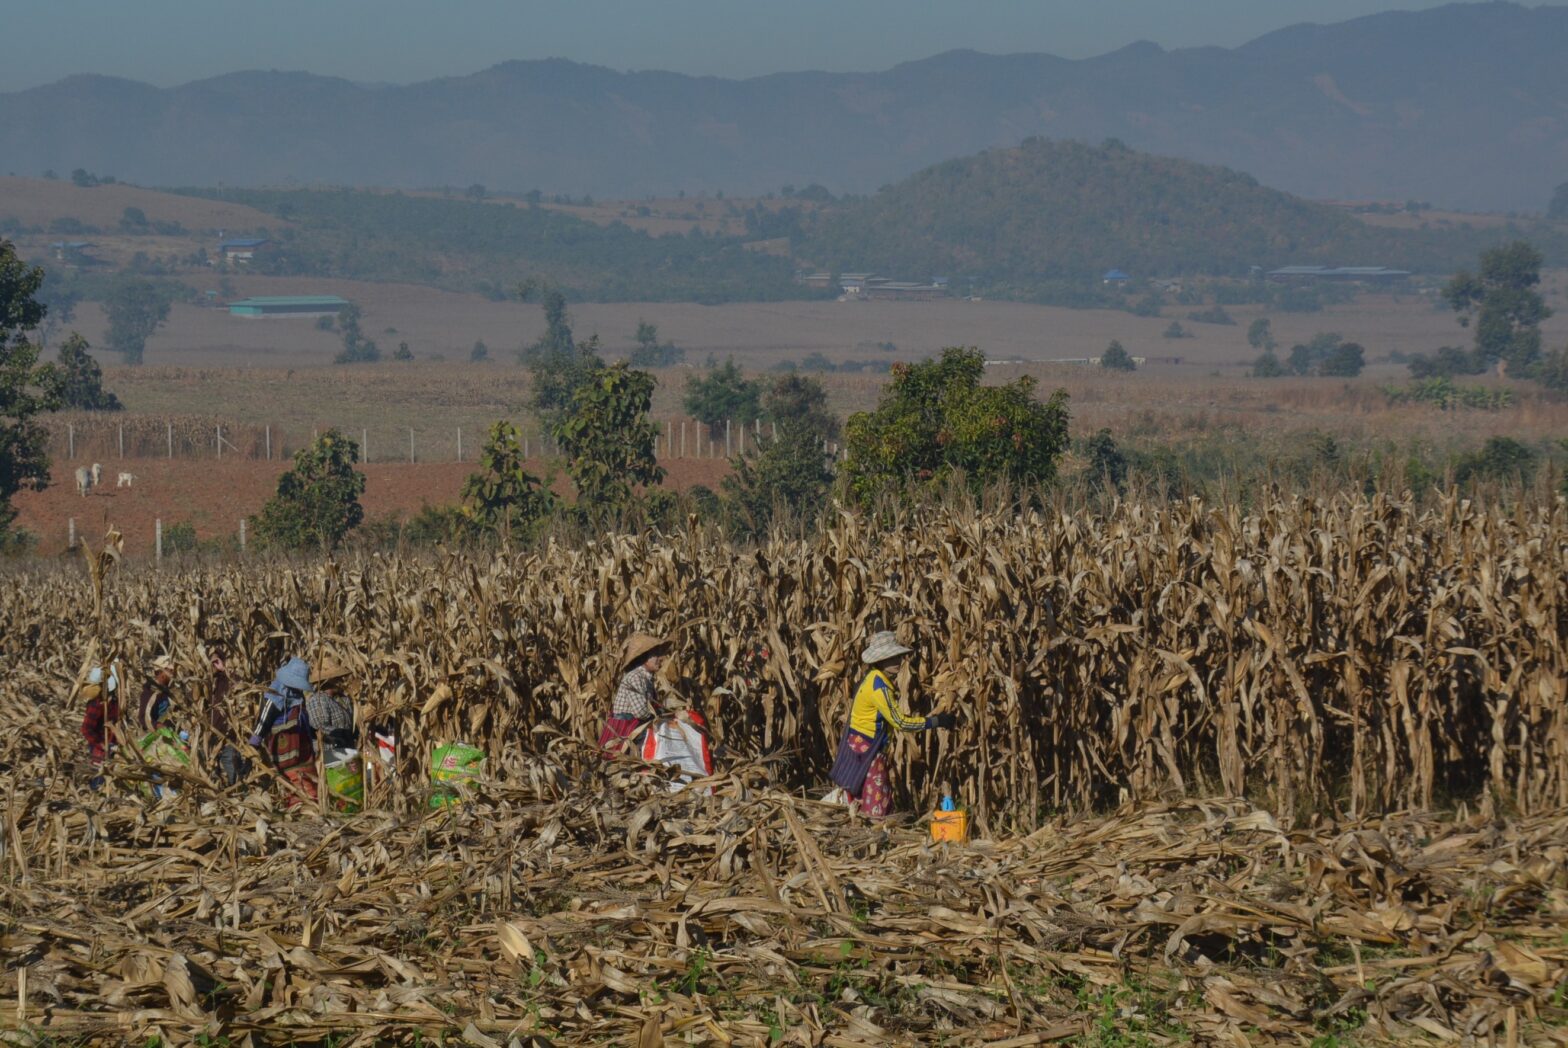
[41, 415, 831, 465]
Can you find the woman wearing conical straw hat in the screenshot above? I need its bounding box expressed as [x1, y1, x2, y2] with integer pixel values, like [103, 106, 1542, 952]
[599, 633, 671, 755]
[829, 631, 955, 818]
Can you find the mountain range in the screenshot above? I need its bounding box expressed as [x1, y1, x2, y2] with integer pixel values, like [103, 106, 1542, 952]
[1, 2, 1565, 211]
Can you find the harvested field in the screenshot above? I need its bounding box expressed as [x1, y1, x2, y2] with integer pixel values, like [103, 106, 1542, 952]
[3, 494, 1566, 1043]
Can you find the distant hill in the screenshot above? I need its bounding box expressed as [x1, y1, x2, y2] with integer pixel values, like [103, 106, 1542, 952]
[2, 3, 1566, 211]
[799, 138, 1568, 287]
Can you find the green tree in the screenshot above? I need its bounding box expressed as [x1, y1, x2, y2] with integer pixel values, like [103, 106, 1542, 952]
[1251, 350, 1286, 377]
[1535, 346, 1568, 393]
[1318, 341, 1366, 378]
[56, 333, 122, 411]
[1099, 340, 1136, 371]
[842, 346, 1070, 505]
[333, 303, 379, 363]
[393, 341, 414, 361]
[1246, 317, 1277, 352]
[0, 240, 63, 547]
[1454, 436, 1537, 486]
[1162, 321, 1189, 340]
[251, 429, 366, 549]
[1548, 182, 1568, 222]
[684, 358, 762, 429]
[629, 320, 685, 367]
[1286, 332, 1348, 376]
[520, 284, 603, 416]
[1443, 241, 1551, 373]
[103, 278, 172, 365]
[119, 206, 149, 231]
[1081, 428, 1127, 492]
[721, 375, 838, 538]
[552, 363, 665, 521]
[460, 420, 555, 539]
[470, 339, 489, 363]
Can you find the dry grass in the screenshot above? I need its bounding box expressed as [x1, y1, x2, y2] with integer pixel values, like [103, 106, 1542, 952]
[2, 494, 1567, 1044]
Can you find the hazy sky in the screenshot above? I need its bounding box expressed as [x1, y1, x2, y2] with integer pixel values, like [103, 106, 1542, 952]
[5, 0, 1496, 91]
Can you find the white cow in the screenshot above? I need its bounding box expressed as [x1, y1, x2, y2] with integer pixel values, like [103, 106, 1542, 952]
[117, 471, 135, 489]
[75, 466, 92, 496]
[90, 462, 102, 488]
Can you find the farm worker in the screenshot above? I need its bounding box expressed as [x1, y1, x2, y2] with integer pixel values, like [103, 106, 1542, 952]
[247, 657, 320, 802]
[828, 631, 955, 819]
[599, 633, 670, 754]
[79, 666, 120, 790]
[306, 659, 359, 761]
[136, 655, 177, 731]
[204, 645, 249, 786]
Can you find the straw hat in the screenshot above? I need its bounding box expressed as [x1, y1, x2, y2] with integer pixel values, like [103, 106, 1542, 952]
[621, 633, 670, 672]
[861, 631, 912, 665]
[80, 682, 103, 702]
[314, 660, 352, 686]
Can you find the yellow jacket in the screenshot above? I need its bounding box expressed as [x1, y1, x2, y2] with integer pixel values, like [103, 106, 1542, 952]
[847, 668, 930, 739]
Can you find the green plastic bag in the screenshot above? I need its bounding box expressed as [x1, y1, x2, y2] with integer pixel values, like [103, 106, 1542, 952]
[429, 742, 485, 808]
[325, 753, 364, 813]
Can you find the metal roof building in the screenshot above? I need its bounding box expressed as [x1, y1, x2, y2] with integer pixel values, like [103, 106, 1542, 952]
[228, 295, 350, 317]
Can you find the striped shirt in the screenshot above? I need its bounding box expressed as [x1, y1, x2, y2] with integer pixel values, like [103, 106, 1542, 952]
[611, 665, 658, 720]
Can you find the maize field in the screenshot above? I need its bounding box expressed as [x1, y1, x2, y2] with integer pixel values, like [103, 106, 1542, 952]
[2, 490, 1566, 1044]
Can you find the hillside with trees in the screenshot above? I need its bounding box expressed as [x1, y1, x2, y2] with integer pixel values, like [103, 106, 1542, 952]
[801, 138, 1568, 294]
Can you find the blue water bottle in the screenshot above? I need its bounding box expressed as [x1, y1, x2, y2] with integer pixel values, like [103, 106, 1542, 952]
[940, 794, 956, 812]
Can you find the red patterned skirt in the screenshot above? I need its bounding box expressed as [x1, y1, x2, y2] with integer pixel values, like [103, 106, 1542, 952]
[844, 732, 891, 819]
[598, 716, 642, 758]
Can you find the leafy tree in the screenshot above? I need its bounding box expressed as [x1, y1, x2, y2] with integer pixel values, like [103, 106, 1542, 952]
[56, 334, 122, 411]
[0, 240, 62, 545]
[1548, 182, 1568, 222]
[1129, 294, 1163, 318]
[1081, 429, 1127, 492]
[1408, 345, 1486, 379]
[629, 320, 685, 367]
[70, 168, 98, 188]
[1286, 333, 1344, 376]
[460, 420, 555, 539]
[1443, 241, 1551, 373]
[103, 278, 172, 365]
[470, 339, 489, 363]
[314, 313, 335, 331]
[1246, 317, 1277, 352]
[552, 363, 665, 521]
[393, 341, 414, 362]
[520, 284, 603, 417]
[1535, 346, 1568, 393]
[35, 269, 81, 348]
[1100, 340, 1135, 371]
[842, 347, 1071, 505]
[250, 429, 366, 550]
[1318, 341, 1365, 377]
[1162, 321, 1190, 340]
[722, 376, 838, 539]
[1186, 305, 1235, 325]
[684, 358, 762, 429]
[333, 303, 380, 363]
[119, 206, 149, 231]
[1251, 351, 1286, 377]
[1454, 436, 1537, 486]
[465, 184, 487, 202]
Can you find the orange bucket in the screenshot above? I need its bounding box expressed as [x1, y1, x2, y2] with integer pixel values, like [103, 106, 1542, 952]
[931, 808, 968, 843]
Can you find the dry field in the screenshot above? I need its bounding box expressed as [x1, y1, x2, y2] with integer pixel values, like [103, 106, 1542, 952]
[2, 495, 1565, 1044]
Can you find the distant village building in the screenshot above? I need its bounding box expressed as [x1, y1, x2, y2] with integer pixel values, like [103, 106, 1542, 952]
[800, 271, 949, 300]
[50, 241, 97, 265]
[228, 295, 350, 317]
[1266, 266, 1411, 283]
[1102, 269, 1131, 285]
[219, 237, 269, 264]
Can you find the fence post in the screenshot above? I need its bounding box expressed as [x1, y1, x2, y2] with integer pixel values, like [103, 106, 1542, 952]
[118, 424, 124, 459]
[238, 518, 246, 554]
[725, 419, 732, 457]
[456, 427, 462, 463]
[167, 421, 173, 459]
[216, 424, 222, 460]
[772, 421, 778, 442]
[68, 518, 75, 550]
[666, 420, 672, 458]
[155, 519, 162, 564]
[408, 427, 414, 464]
[265, 425, 272, 461]
[361, 428, 367, 463]
[680, 421, 686, 458]
[739, 421, 745, 456]
[523, 433, 529, 459]
[67, 423, 74, 460]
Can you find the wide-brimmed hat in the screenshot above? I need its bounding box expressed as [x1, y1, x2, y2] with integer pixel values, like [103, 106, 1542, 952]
[621, 633, 670, 672]
[861, 631, 912, 665]
[314, 660, 351, 686]
[80, 682, 103, 702]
